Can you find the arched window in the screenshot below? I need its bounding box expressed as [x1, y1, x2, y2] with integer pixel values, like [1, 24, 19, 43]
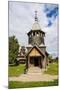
[33, 32, 35, 36]
[37, 32, 39, 36]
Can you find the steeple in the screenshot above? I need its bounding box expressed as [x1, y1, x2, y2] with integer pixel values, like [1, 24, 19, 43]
[27, 11, 45, 46]
[35, 10, 38, 22]
[32, 11, 40, 30]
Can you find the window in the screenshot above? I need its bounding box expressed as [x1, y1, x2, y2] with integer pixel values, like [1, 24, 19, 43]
[37, 32, 38, 34]
[33, 32, 35, 36]
[37, 32, 39, 36]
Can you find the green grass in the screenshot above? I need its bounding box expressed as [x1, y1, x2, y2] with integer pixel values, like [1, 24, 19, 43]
[44, 62, 58, 75]
[9, 79, 58, 88]
[9, 63, 58, 88]
[9, 62, 58, 76]
[8, 64, 25, 77]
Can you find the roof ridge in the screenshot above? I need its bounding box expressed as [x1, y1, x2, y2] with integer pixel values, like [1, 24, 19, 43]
[26, 45, 45, 57]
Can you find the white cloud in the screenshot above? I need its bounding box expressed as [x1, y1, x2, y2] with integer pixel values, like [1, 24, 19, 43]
[44, 16, 58, 56]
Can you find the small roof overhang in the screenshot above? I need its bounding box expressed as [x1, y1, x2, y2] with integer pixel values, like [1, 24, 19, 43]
[27, 30, 45, 36]
[26, 45, 45, 57]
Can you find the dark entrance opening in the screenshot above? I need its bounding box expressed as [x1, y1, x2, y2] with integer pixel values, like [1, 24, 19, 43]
[30, 56, 42, 68]
[34, 57, 39, 66]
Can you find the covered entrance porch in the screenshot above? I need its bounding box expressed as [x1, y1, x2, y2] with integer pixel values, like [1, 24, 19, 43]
[30, 56, 42, 68]
[26, 46, 45, 69]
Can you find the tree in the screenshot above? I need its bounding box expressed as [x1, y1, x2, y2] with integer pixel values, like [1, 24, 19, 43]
[9, 36, 19, 64]
[48, 54, 53, 63]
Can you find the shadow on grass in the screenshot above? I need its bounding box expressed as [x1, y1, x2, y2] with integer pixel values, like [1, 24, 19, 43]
[9, 64, 19, 67]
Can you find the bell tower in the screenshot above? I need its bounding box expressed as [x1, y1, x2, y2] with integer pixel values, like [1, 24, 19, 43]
[27, 11, 45, 46]
[26, 11, 47, 70]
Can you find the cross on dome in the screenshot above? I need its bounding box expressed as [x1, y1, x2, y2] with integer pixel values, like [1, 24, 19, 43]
[32, 11, 40, 30]
[35, 10, 38, 22]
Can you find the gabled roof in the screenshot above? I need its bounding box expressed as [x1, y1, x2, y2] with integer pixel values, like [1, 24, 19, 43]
[26, 45, 45, 57]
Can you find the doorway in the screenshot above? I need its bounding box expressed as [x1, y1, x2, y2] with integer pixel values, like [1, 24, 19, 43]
[34, 57, 39, 66]
[30, 56, 41, 67]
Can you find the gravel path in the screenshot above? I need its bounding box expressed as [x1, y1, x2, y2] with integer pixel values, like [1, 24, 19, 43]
[9, 73, 58, 82]
[9, 67, 58, 82]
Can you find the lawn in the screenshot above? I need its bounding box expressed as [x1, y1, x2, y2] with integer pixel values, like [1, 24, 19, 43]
[9, 79, 58, 88]
[9, 62, 58, 88]
[44, 62, 58, 75]
[9, 62, 58, 76]
[8, 64, 25, 77]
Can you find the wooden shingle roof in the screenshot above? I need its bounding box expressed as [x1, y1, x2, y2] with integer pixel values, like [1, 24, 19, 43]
[26, 45, 45, 57]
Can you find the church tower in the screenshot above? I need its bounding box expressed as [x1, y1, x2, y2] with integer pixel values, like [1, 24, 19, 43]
[26, 11, 48, 69]
[27, 11, 45, 46]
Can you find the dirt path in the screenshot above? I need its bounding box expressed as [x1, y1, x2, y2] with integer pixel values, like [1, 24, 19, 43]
[9, 67, 58, 82]
[9, 73, 58, 82]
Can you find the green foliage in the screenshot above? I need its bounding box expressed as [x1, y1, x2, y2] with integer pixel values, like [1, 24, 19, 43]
[9, 79, 58, 88]
[9, 64, 25, 77]
[9, 36, 19, 64]
[48, 55, 53, 63]
[44, 62, 58, 75]
[52, 57, 58, 63]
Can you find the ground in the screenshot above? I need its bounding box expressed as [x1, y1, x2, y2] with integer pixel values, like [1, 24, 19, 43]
[8, 62, 58, 88]
[9, 64, 25, 77]
[9, 79, 58, 88]
[44, 62, 58, 75]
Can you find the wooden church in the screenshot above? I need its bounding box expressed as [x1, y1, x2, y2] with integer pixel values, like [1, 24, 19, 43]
[26, 11, 48, 69]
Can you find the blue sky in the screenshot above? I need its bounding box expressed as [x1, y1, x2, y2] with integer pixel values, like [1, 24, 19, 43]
[9, 2, 59, 57]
